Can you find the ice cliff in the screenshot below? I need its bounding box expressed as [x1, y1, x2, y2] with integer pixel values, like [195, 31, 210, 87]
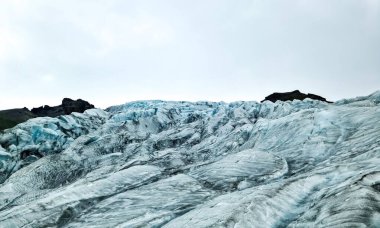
[0, 92, 379, 227]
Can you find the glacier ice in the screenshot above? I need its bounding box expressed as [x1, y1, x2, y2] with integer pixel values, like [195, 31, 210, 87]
[0, 109, 108, 183]
[0, 92, 380, 227]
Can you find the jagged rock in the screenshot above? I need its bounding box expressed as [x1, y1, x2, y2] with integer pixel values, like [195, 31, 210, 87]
[0, 99, 95, 131]
[262, 90, 331, 103]
[31, 98, 95, 117]
[62, 98, 95, 115]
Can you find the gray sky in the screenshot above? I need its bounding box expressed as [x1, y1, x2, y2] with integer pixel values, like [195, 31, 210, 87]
[1, 0, 379, 109]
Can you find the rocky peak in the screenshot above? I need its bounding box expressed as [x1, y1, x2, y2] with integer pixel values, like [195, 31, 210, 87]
[31, 98, 95, 117]
[261, 90, 331, 103]
[61, 98, 95, 115]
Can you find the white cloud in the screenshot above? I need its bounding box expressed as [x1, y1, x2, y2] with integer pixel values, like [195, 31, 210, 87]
[0, 0, 379, 109]
[365, 0, 380, 9]
[40, 74, 55, 83]
[0, 27, 25, 61]
[95, 13, 175, 56]
[363, 0, 380, 28]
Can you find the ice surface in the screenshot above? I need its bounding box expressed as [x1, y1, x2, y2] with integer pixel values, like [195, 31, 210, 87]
[188, 149, 288, 190]
[0, 109, 108, 182]
[0, 92, 379, 227]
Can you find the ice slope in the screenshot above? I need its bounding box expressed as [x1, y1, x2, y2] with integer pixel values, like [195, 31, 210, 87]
[0, 91, 379, 227]
[0, 109, 108, 183]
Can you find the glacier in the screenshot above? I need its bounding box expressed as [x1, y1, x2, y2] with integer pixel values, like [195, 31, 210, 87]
[0, 92, 379, 227]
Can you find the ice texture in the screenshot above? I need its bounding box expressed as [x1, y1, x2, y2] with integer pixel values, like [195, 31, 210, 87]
[0, 91, 380, 227]
[0, 109, 108, 183]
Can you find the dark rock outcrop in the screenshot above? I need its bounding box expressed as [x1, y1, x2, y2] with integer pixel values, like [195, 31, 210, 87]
[261, 90, 331, 103]
[0, 108, 36, 131]
[31, 98, 95, 117]
[0, 98, 95, 131]
[61, 98, 95, 115]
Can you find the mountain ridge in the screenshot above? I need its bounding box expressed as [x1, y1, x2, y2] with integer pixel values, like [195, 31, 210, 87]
[0, 98, 94, 131]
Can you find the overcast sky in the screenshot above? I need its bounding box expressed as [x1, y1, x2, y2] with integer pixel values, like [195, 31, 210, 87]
[0, 0, 379, 109]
